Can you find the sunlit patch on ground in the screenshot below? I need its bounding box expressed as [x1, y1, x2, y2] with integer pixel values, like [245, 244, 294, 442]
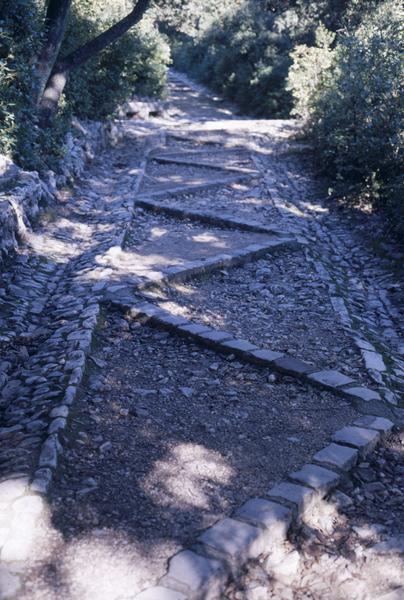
[142, 443, 234, 510]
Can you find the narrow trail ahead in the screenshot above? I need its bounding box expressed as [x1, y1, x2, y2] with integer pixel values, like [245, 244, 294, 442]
[0, 73, 403, 600]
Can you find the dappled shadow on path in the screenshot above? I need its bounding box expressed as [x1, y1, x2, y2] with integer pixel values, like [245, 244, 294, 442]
[2, 71, 403, 600]
[18, 313, 358, 599]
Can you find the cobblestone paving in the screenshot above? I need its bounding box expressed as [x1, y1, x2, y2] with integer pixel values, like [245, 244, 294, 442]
[0, 71, 402, 599]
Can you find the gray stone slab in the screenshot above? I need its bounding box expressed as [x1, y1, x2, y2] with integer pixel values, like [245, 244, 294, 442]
[198, 330, 233, 344]
[48, 417, 66, 434]
[289, 464, 340, 493]
[332, 426, 380, 456]
[267, 482, 316, 513]
[362, 350, 386, 372]
[30, 468, 52, 494]
[220, 339, 258, 354]
[343, 387, 382, 402]
[308, 370, 355, 388]
[156, 314, 189, 327]
[313, 443, 358, 471]
[178, 323, 211, 336]
[235, 499, 292, 544]
[164, 550, 225, 597]
[273, 356, 314, 376]
[38, 435, 58, 469]
[135, 587, 187, 600]
[353, 415, 394, 433]
[249, 349, 284, 364]
[199, 517, 263, 562]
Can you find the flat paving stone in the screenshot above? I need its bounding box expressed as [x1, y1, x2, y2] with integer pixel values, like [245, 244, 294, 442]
[235, 499, 292, 543]
[308, 370, 355, 388]
[267, 482, 316, 513]
[313, 443, 358, 471]
[332, 426, 380, 456]
[353, 415, 394, 433]
[288, 463, 340, 493]
[164, 550, 225, 596]
[198, 517, 263, 562]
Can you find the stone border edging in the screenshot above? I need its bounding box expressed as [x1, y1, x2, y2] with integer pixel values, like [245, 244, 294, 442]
[129, 399, 396, 599]
[134, 197, 293, 238]
[150, 154, 259, 176]
[111, 301, 398, 423]
[137, 172, 255, 200]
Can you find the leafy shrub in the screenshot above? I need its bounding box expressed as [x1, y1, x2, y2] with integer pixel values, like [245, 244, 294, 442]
[286, 24, 335, 120]
[288, 1, 403, 233]
[0, 0, 46, 170]
[171, 6, 294, 117]
[63, 2, 170, 120]
[0, 0, 169, 171]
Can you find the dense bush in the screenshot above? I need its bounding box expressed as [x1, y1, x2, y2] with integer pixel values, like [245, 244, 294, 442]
[0, 0, 169, 171]
[166, 1, 361, 117]
[171, 6, 294, 116]
[0, 0, 47, 171]
[288, 0, 403, 232]
[64, 1, 170, 121]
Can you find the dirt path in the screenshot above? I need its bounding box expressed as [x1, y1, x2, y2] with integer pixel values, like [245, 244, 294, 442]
[0, 72, 402, 600]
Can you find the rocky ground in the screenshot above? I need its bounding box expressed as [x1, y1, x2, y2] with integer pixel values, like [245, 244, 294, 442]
[24, 312, 355, 599]
[146, 250, 372, 383]
[0, 71, 402, 599]
[225, 431, 404, 600]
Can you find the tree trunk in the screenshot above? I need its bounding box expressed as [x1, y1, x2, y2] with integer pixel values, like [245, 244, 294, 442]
[33, 0, 72, 106]
[39, 0, 151, 127]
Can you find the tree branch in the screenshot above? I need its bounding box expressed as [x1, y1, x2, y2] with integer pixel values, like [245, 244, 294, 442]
[39, 0, 152, 126]
[57, 0, 151, 73]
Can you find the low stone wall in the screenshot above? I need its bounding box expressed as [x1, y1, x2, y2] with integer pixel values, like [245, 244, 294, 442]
[0, 118, 123, 262]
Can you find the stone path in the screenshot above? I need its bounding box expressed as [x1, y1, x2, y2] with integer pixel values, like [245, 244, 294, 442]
[0, 71, 402, 599]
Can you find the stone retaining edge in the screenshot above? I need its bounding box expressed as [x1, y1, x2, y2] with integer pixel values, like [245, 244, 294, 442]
[129, 401, 397, 599]
[134, 196, 295, 238]
[0, 136, 165, 595]
[150, 154, 260, 176]
[116, 301, 399, 423]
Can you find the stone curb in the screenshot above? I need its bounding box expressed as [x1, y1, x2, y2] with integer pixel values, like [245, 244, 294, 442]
[137, 172, 255, 201]
[134, 196, 294, 238]
[116, 302, 398, 422]
[131, 415, 396, 599]
[150, 154, 260, 176]
[27, 138, 164, 497]
[104, 235, 301, 300]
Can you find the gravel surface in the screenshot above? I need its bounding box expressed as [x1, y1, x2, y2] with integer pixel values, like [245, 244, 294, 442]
[226, 431, 404, 600]
[148, 250, 372, 383]
[20, 313, 358, 599]
[3, 71, 402, 600]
